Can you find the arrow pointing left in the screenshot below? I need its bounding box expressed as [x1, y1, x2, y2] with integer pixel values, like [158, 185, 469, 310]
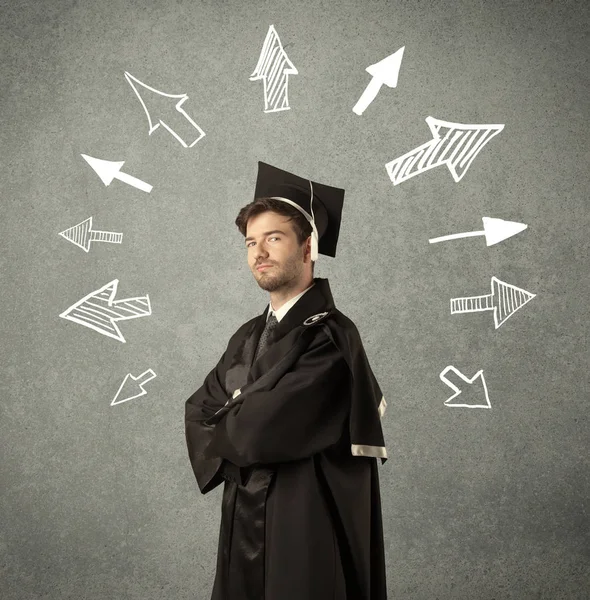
[60, 279, 151, 342]
[81, 154, 153, 193]
[59, 216, 123, 253]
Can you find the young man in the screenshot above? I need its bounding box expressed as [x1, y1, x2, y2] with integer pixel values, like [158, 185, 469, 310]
[185, 161, 389, 599]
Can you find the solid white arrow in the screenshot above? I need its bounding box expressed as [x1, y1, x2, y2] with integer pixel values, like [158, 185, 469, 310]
[81, 154, 153, 193]
[353, 46, 405, 115]
[429, 217, 527, 246]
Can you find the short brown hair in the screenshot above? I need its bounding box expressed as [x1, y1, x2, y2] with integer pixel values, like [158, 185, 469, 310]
[235, 198, 315, 270]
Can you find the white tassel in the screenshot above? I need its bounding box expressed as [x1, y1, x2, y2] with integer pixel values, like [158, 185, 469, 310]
[311, 230, 318, 261]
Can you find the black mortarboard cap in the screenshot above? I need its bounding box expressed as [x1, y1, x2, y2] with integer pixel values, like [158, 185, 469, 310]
[253, 161, 345, 258]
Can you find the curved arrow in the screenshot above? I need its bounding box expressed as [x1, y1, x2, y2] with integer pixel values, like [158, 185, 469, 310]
[429, 217, 527, 246]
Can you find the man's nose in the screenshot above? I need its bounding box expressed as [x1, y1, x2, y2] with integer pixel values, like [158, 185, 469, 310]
[253, 242, 269, 260]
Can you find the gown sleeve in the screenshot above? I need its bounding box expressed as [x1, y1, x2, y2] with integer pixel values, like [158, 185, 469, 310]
[184, 350, 250, 493]
[203, 331, 350, 467]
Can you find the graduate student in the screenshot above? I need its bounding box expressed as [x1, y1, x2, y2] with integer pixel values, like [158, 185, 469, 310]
[185, 161, 389, 600]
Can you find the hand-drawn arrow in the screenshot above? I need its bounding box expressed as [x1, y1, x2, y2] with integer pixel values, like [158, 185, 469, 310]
[439, 365, 491, 408]
[124, 71, 206, 148]
[429, 217, 527, 246]
[111, 369, 157, 405]
[250, 24, 298, 113]
[450, 276, 535, 329]
[385, 117, 504, 184]
[59, 216, 123, 253]
[81, 154, 153, 193]
[60, 279, 151, 342]
[353, 46, 405, 115]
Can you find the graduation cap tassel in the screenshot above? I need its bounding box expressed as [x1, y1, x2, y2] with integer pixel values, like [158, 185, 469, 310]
[309, 181, 318, 262]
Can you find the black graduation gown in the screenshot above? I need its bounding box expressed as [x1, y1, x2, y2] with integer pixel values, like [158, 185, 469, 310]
[185, 277, 388, 600]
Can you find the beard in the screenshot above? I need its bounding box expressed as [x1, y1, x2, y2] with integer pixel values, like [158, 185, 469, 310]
[253, 247, 305, 292]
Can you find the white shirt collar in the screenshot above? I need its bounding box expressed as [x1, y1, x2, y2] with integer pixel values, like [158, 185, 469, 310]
[267, 282, 315, 322]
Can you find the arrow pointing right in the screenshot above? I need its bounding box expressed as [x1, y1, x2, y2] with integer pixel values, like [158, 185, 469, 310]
[385, 117, 504, 184]
[429, 217, 528, 246]
[450, 276, 536, 329]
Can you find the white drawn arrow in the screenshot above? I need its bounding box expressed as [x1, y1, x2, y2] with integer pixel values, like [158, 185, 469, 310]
[111, 369, 157, 405]
[439, 365, 491, 408]
[450, 276, 536, 329]
[124, 71, 206, 148]
[353, 46, 405, 115]
[81, 154, 153, 193]
[59, 216, 123, 253]
[60, 279, 151, 342]
[385, 117, 504, 185]
[250, 24, 298, 113]
[429, 217, 527, 246]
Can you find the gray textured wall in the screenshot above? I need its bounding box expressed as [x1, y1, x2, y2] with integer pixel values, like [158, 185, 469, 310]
[1, 0, 588, 598]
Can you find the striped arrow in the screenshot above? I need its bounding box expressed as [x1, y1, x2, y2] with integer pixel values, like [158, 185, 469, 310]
[250, 24, 298, 113]
[385, 117, 504, 185]
[60, 279, 151, 342]
[59, 216, 123, 253]
[450, 276, 535, 329]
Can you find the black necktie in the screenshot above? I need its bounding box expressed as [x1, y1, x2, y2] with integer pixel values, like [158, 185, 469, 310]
[254, 312, 279, 362]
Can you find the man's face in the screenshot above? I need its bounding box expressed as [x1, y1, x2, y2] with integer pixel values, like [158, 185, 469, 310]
[245, 211, 309, 292]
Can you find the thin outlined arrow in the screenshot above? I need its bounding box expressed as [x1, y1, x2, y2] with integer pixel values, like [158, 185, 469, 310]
[124, 71, 206, 147]
[385, 117, 504, 185]
[429, 217, 528, 247]
[111, 369, 157, 405]
[81, 154, 153, 193]
[250, 24, 298, 113]
[59, 216, 123, 253]
[439, 365, 491, 408]
[60, 279, 151, 342]
[353, 46, 405, 115]
[450, 276, 536, 329]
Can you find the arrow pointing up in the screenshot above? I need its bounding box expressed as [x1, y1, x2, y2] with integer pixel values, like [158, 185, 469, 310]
[250, 24, 298, 113]
[81, 154, 153, 193]
[353, 46, 405, 115]
[124, 71, 206, 148]
[429, 217, 528, 246]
